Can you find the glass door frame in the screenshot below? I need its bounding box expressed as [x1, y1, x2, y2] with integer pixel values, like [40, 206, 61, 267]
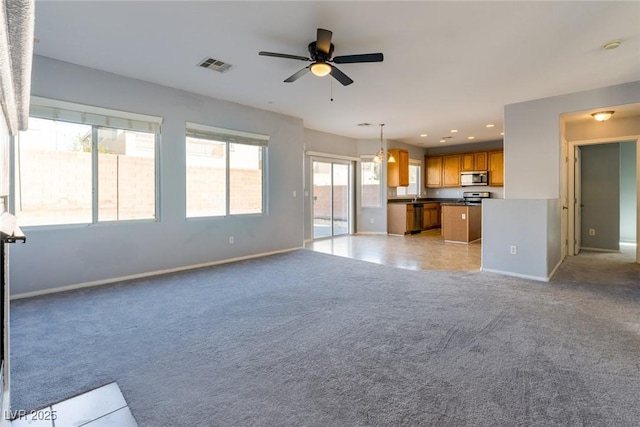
[310, 156, 354, 240]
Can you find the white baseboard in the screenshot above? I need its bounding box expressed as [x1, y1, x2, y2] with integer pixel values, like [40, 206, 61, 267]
[580, 247, 621, 253]
[11, 246, 303, 300]
[0, 389, 9, 427]
[355, 231, 387, 235]
[481, 267, 549, 282]
[547, 258, 563, 280]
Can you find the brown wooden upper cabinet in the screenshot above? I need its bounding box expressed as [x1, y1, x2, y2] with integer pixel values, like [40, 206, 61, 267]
[488, 150, 504, 186]
[442, 155, 461, 187]
[387, 148, 409, 187]
[425, 156, 442, 188]
[426, 149, 503, 188]
[461, 152, 488, 172]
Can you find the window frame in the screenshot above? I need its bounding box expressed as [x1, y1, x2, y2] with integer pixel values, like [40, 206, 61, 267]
[360, 156, 382, 208]
[185, 122, 269, 219]
[396, 158, 422, 197]
[13, 97, 162, 228]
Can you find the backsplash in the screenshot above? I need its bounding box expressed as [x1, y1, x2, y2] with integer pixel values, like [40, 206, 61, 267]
[387, 186, 503, 200]
[425, 186, 504, 199]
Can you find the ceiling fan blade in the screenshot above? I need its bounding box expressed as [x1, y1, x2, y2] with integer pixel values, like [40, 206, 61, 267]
[333, 53, 384, 64]
[259, 51, 310, 62]
[316, 28, 333, 55]
[330, 65, 353, 86]
[284, 67, 310, 83]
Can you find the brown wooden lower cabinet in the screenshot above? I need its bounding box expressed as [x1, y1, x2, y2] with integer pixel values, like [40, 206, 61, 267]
[422, 203, 440, 230]
[387, 203, 413, 235]
[441, 205, 481, 243]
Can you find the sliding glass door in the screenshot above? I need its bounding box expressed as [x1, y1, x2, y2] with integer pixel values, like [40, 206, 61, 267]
[312, 159, 351, 239]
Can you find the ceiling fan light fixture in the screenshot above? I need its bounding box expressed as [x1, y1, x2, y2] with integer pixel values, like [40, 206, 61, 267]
[591, 111, 615, 122]
[310, 62, 332, 77]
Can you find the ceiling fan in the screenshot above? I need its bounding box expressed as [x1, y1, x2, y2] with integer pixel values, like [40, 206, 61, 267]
[259, 28, 383, 86]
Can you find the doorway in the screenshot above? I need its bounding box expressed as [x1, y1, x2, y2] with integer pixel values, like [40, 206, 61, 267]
[567, 138, 639, 262]
[312, 159, 352, 239]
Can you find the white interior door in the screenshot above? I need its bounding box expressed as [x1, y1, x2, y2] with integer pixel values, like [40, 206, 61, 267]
[574, 146, 582, 255]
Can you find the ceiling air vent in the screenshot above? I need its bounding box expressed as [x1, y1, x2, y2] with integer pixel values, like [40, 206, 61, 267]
[198, 57, 234, 73]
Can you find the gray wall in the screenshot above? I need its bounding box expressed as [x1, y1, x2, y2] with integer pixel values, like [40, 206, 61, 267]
[580, 144, 620, 250]
[620, 141, 637, 243]
[482, 199, 551, 279]
[484, 81, 640, 280]
[10, 56, 305, 296]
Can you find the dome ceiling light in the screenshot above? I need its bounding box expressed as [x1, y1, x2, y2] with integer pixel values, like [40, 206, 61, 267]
[591, 111, 615, 122]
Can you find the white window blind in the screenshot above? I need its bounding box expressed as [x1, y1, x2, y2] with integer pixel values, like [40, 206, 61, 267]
[30, 96, 162, 133]
[186, 122, 269, 146]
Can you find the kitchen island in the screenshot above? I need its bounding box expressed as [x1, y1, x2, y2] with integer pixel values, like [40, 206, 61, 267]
[441, 204, 482, 243]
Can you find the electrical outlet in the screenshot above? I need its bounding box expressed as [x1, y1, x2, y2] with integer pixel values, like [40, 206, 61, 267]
[461, 213, 466, 220]
[589, 228, 596, 236]
[292, 190, 297, 198]
[370, 218, 374, 224]
[229, 236, 234, 244]
[510, 246, 517, 255]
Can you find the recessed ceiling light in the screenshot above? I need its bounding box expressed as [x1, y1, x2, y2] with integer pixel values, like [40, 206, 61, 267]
[603, 39, 621, 50]
[450, 129, 458, 133]
[486, 124, 494, 128]
[439, 139, 446, 143]
[420, 134, 428, 137]
[500, 132, 504, 136]
[467, 136, 475, 140]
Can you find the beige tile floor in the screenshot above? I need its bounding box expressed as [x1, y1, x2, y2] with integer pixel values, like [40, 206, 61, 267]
[10, 382, 137, 427]
[306, 228, 482, 271]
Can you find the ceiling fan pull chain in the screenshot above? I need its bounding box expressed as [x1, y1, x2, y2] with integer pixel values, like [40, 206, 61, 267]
[330, 77, 334, 102]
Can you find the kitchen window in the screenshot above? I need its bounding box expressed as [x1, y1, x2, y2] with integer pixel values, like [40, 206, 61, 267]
[360, 158, 381, 207]
[14, 98, 161, 226]
[185, 122, 268, 218]
[396, 159, 421, 196]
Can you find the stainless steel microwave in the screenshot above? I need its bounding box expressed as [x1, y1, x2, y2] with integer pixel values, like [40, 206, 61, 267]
[460, 171, 488, 186]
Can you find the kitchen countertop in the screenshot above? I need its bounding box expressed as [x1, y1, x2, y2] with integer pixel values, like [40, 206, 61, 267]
[440, 202, 483, 207]
[387, 198, 459, 204]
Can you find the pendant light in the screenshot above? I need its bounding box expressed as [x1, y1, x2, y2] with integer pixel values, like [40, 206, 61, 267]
[373, 124, 395, 163]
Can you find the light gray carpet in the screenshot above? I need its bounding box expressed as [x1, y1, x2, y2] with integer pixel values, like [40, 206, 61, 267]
[10, 248, 640, 426]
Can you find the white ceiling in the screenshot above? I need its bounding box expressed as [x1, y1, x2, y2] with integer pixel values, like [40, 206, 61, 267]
[32, 1, 640, 147]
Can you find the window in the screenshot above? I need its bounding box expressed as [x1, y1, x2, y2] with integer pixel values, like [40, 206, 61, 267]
[186, 123, 268, 218]
[14, 98, 161, 226]
[361, 159, 381, 207]
[396, 160, 422, 197]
